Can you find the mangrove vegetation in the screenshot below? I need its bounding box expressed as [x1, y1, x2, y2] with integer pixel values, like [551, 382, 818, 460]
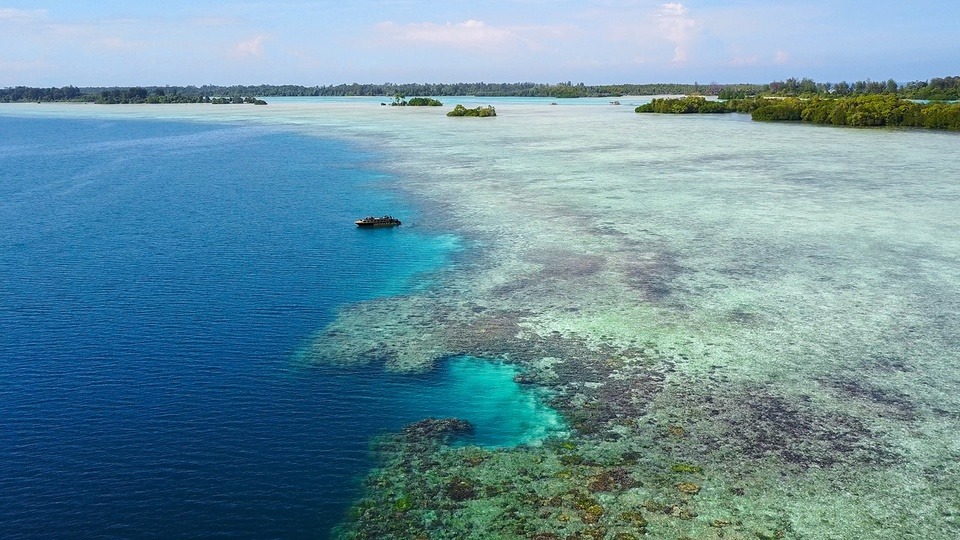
[406, 97, 443, 106]
[386, 93, 443, 106]
[636, 95, 960, 131]
[446, 104, 497, 117]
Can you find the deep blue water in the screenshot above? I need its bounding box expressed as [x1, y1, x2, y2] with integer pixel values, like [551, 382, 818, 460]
[0, 115, 554, 538]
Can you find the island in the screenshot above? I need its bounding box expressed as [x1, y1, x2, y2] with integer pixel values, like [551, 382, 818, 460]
[446, 104, 497, 117]
[386, 93, 443, 106]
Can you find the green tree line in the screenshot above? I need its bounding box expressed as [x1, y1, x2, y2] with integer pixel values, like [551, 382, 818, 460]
[718, 76, 960, 100]
[636, 95, 960, 131]
[0, 82, 733, 101]
[3, 76, 958, 103]
[0, 86, 266, 104]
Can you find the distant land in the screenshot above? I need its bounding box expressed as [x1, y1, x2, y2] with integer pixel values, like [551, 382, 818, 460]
[1, 76, 959, 103]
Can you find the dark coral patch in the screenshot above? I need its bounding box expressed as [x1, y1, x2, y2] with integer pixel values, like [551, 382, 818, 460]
[402, 418, 475, 442]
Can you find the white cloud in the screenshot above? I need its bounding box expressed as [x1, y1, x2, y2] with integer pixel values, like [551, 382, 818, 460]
[656, 2, 696, 63]
[235, 35, 268, 57]
[38, 22, 142, 53]
[774, 50, 790, 64]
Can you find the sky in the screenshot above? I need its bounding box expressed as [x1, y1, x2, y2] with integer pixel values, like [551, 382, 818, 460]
[1, 1, 958, 87]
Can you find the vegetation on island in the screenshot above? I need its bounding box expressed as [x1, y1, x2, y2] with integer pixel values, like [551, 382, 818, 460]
[0, 82, 624, 102]
[446, 104, 497, 117]
[406, 97, 443, 106]
[636, 95, 960, 131]
[386, 93, 443, 106]
[0, 85, 266, 105]
[635, 96, 733, 114]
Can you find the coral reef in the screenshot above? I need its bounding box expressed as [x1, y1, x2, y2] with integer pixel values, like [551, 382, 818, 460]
[402, 418, 475, 442]
[301, 102, 960, 539]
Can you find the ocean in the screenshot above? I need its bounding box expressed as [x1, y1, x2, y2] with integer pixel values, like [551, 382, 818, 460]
[0, 114, 560, 538]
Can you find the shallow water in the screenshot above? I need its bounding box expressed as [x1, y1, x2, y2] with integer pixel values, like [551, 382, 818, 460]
[301, 101, 960, 538]
[3, 100, 959, 538]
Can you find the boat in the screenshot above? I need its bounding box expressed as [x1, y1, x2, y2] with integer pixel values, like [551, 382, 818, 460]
[355, 215, 401, 227]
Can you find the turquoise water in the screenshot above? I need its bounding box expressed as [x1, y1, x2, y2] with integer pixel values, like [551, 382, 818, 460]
[0, 114, 559, 538]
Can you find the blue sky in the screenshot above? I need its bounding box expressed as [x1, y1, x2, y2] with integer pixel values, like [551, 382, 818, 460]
[1, 1, 957, 86]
